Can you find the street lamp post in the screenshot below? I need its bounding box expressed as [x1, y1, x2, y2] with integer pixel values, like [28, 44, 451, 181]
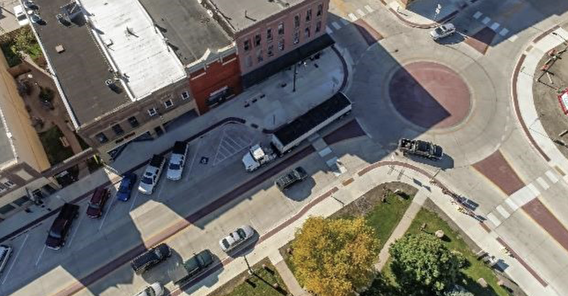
[292, 62, 297, 92]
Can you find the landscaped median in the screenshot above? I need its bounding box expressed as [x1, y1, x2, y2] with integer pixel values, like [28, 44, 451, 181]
[278, 182, 512, 296]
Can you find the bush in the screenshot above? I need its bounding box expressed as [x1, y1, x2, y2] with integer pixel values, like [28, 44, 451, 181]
[39, 86, 54, 102]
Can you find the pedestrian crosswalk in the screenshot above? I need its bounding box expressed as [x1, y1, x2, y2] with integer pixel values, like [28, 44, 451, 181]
[472, 11, 518, 42]
[326, 4, 377, 35]
[486, 169, 561, 227]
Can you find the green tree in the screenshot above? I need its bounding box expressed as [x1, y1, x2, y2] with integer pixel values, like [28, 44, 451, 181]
[14, 27, 36, 53]
[389, 233, 465, 296]
[444, 286, 474, 296]
[291, 217, 381, 296]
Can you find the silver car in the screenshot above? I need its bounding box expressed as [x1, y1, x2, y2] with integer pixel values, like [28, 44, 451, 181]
[134, 283, 163, 296]
[219, 225, 255, 252]
[430, 23, 456, 40]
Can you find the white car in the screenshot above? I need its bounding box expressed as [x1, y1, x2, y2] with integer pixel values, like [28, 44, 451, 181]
[135, 283, 163, 296]
[13, 5, 29, 26]
[430, 23, 456, 40]
[138, 155, 165, 195]
[0, 245, 13, 273]
[219, 225, 255, 253]
[166, 141, 188, 181]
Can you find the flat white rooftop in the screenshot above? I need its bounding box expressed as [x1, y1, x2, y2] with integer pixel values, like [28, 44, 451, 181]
[80, 0, 186, 100]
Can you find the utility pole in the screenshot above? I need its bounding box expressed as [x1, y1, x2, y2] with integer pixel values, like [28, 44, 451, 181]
[292, 62, 297, 92]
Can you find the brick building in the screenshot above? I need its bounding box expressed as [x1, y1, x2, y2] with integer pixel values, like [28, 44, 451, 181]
[27, 0, 332, 162]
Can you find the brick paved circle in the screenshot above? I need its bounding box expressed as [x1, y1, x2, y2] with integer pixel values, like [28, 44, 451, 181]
[389, 61, 471, 129]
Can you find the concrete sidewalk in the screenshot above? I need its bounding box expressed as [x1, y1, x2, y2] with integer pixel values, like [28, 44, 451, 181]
[175, 158, 557, 296]
[513, 26, 568, 182]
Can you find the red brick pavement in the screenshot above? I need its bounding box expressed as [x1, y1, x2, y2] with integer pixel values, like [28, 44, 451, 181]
[472, 150, 525, 195]
[522, 199, 568, 252]
[464, 27, 496, 55]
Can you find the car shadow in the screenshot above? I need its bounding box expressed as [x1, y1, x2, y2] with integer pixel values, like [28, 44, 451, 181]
[402, 153, 455, 170]
[435, 32, 466, 45]
[280, 177, 316, 202]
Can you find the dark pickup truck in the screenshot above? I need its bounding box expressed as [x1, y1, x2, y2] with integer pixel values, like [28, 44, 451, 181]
[170, 249, 214, 285]
[45, 203, 80, 250]
[275, 167, 308, 190]
[398, 138, 443, 160]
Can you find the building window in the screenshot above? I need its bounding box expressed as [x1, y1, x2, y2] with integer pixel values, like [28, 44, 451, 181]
[317, 3, 323, 16]
[148, 108, 157, 117]
[95, 132, 108, 143]
[181, 91, 190, 100]
[278, 22, 284, 35]
[305, 27, 311, 38]
[278, 39, 285, 51]
[128, 116, 139, 128]
[245, 55, 253, 67]
[3, 180, 15, 188]
[244, 39, 251, 51]
[306, 9, 312, 22]
[268, 45, 274, 57]
[164, 99, 174, 109]
[316, 21, 322, 33]
[267, 28, 273, 42]
[254, 34, 261, 47]
[112, 124, 124, 135]
[257, 49, 263, 63]
[294, 31, 300, 45]
[294, 15, 300, 28]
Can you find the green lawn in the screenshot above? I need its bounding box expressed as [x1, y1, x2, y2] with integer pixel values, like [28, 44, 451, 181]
[371, 208, 509, 296]
[221, 263, 288, 296]
[39, 126, 74, 165]
[364, 192, 413, 250]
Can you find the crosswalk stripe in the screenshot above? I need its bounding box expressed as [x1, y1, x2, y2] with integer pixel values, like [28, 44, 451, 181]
[536, 177, 550, 190]
[499, 28, 509, 36]
[348, 13, 357, 21]
[487, 213, 501, 227]
[496, 205, 511, 219]
[482, 16, 491, 24]
[326, 26, 333, 34]
[357, 9, 366, 17]
[508, 35, 519, 42]
[527, 183, 541, 196]
[505, 198, 519, 211]
[365, 5, 374, 13]
[332, 21, 341, 30]
[490, 22, 500, 31]
[473, 11, 483, 19]
[545, 170, 560, 183]
[340, 18, 349, 26]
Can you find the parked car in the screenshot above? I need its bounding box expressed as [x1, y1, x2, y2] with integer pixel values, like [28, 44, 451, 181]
[86, 187, 109, 218]
[45, 203, 80, 250]
[13, 5, 29, 26]
[275, 167, 308, 191]
[219, 225, 255, 253]
[0, 245, 13, 273]
[166, 141, 189, 181]
[430, 23, 456, 40]
[117, 173, 137, 202]
[131, 243, 171, 275]
[138, 155, 166, 195]
[170, 249, 214, 284]
[134, 283, 164, 296]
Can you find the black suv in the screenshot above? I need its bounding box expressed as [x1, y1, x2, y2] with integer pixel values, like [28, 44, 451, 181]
[131, 243, 171, 275]
[276, 167, 308, 190]
[45, 203, 80, 250]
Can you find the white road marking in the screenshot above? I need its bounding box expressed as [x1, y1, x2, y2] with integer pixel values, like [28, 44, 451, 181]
[545, 170, 559, 183]
[99, 198, 117, 230]
[331, 22, 341, 30]
[2, 234, 29, 284]
[185, 139, 202, 181]
[340, 18, 349, 26]
[326, 26, 333, 34]
[487, 213, 501, 226]
[496, 205, 510, 219]
[490, 22, 500, 31]
[482, 16, 491, 24]
[356, 9, 365, 17]
[536, 177, 550, 190]
[348, 13, 357, 21]
[499, 28, 509, 36]
[67, 214, 85, 249]
[527, 183, 540, 196]
[35, 245, 46, 267]
[509, 186, 536, 208]
[505, 198, 519, 211]
[365, 5, 374, 13]
[318, 147, 332, 157]
[129, 192, 140, 212]
[508, 35, 518, 42]
[473, 11, 482, 19]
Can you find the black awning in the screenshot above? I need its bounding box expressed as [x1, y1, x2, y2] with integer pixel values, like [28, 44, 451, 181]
[242, 33, 335, 89]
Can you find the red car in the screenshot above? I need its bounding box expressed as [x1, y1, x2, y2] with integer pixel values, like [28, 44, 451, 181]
[86, 187, 109, 218]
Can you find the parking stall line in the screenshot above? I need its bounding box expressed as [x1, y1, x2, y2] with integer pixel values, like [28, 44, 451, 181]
[222, 139, 239, 153]
[66, 214, 85, 249]
[99, 198, 117, 230]
[2, 233, 29, 285]
[129, 192, 140, 212]
[185, 139, 202, 181]
[365, 5, 373, 13]
[217, 145, 232, 158]
[35, 245, 46, 267]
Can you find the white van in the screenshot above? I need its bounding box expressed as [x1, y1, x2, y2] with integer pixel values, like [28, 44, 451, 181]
[0, 245, 13, 273]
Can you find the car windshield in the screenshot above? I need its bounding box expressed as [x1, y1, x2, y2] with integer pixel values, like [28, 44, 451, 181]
[16, 14, 26, 21]
[141, 176, 153, 185]
[88, 202, 100, 209]
[435, 27, 444, 34]
[237, 228, 247, 239]
[169, 162, 181, 170]
[144, 287, 156, 296]
[118, 183, 129, 193]
[49, 229, 62, 239]
[222, 238, 231, 249]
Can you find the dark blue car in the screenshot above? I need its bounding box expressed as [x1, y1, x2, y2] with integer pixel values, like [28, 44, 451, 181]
[117, 173, 137, 202]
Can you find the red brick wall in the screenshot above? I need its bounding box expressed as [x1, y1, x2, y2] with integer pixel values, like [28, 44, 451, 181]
[189, 53, 243, 114]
